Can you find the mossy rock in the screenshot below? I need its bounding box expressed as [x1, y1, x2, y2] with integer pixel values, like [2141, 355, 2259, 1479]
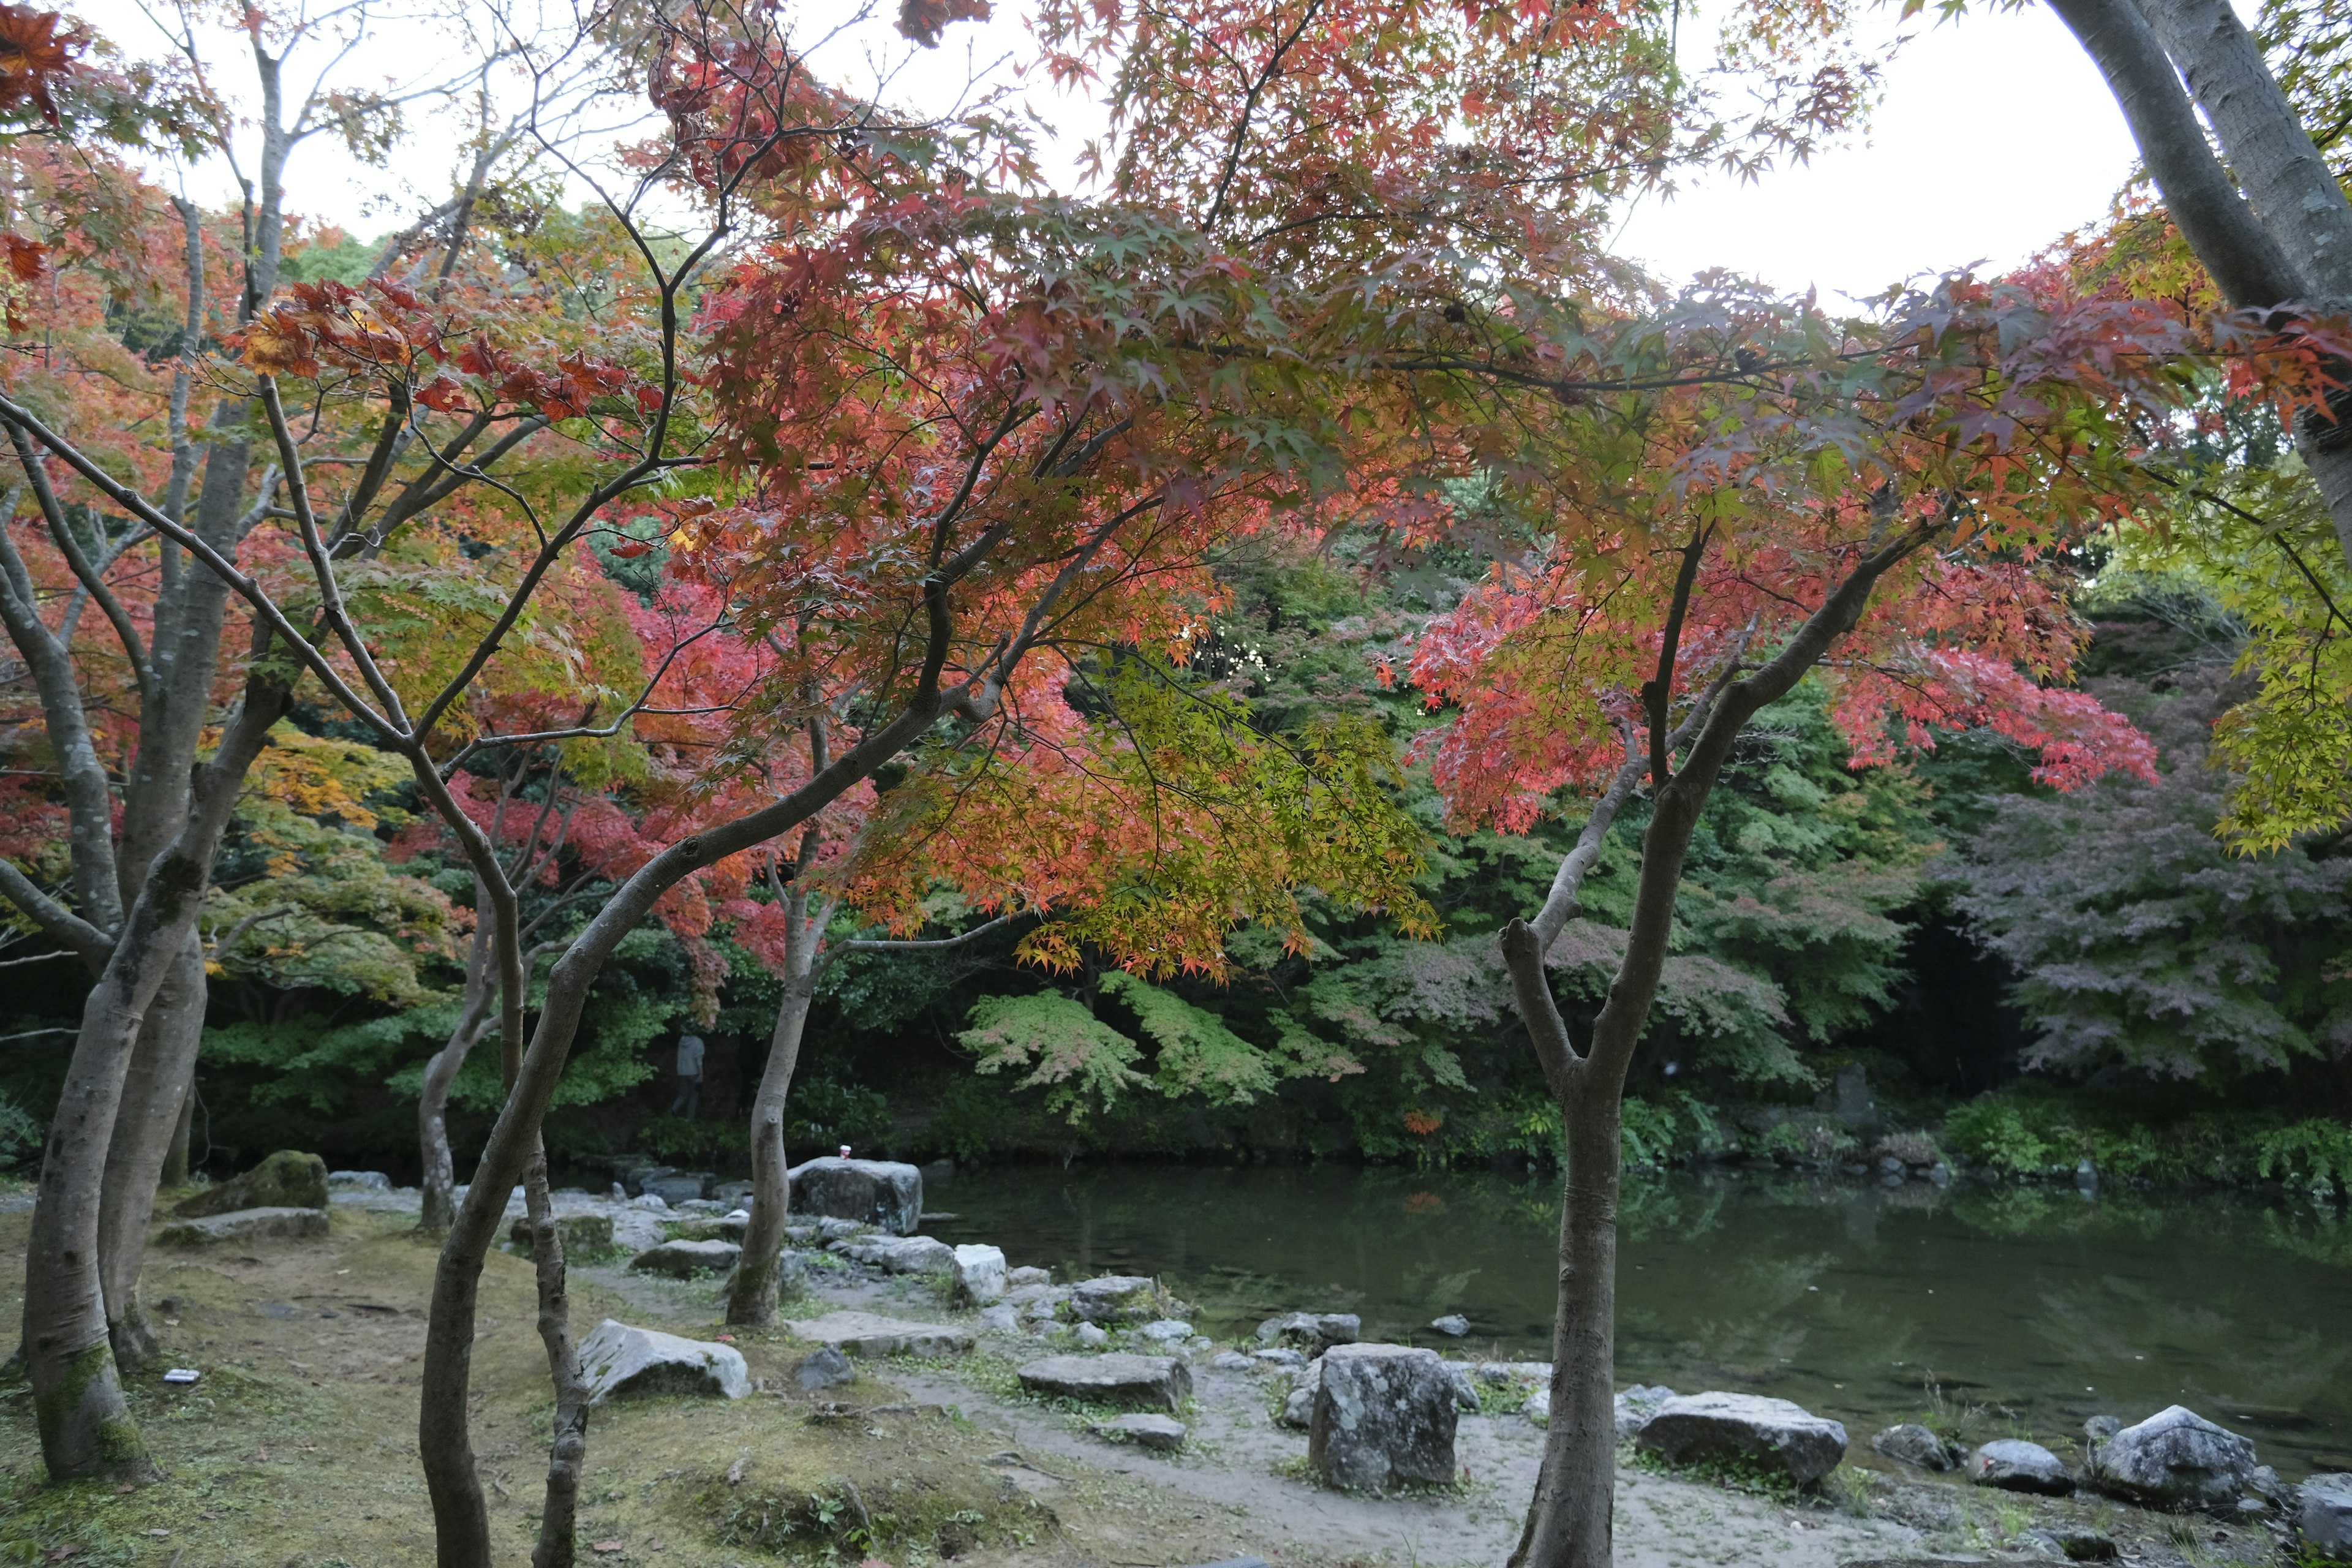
[173, 1151, 328, 1218]
[507, 1213, 617, 1259]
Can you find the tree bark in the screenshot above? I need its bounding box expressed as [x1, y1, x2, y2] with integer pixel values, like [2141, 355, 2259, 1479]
[726, 967, 815, 1326]
[25, 682, 286, 1480]
[97, 931, 206, 1370]
[524, 1143, 587, 1568]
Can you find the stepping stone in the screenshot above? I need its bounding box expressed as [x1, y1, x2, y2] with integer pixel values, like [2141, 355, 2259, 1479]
[832, 1235, 954, 1274]
[1068, 1275, 1169, 1324]
[1018, 1352, 1191, 1412]
[952, 1243, 1007, 1305]
[1090, 1412, 1186, 1451]
[627, 1238, 740, 1277]
[786, 1311, 974, 1359]
[157, 1207, 328, 1246]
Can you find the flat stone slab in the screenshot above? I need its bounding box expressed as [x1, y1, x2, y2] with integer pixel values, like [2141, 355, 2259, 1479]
[1017, 1352, 1191, 1412]
[157, 1206, 328, 1246]
[786, 1311, 974, 1359]
[578, 1319, 749, 1405]
[1634, 1391, 1848, 1487]
[832, 1234, 954, 1274]
[628, 1238, 741, 1277]
[1090, 1412, 1187, 1451]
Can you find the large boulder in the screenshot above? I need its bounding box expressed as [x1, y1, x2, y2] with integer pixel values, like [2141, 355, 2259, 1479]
[1309, 1344, 1458, 1491]
[2299, 1472, 2352, 1560]
[157, 1207, 328, 1247]
[1632, 1392, 1848, 1487]
[1871, 1423, 1962, 1472]
[1067, 1275, 1172, 1324]
[628, 1238, 741, 1278]
[1969, 1439, 2073, 1495]
[578, 1319, 749, 1405]
[786, 1156, 923, 1235]
[2092, 1406, 2259, 1511]
[1017, 1353, 1191, 1412]
[1257, 1311, 1360, 1354]
[173, 1151, 328, 1218]
[786, 1311, 973, 1359]
[639, 1171, 709, 1207]
[952, 1243, 1008, 1306]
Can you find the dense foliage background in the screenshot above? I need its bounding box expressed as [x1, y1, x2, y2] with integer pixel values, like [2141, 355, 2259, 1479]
[6, 348, 2347, 1198]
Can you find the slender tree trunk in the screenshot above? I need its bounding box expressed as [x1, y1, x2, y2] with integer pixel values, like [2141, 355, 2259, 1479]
[726, 973, 815, 1325]
[97, 931, 206, 1370]
[524, 1142, 587, 1568]
[26, 686, 285, 1480]
[420, 927, 497, 1235]
[160, 1072, 195, 1189]
[1510, 1085, 1625, 1568]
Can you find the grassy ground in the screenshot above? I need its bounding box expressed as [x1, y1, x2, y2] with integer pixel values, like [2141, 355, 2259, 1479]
[0, 1202, 1256, 1568]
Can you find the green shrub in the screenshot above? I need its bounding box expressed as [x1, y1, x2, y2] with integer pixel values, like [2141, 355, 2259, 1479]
[0, 1093, 40, 1167]
[1943, 1091, 2080, 1177]
[1757, 1114, 1857, 1167]
[2257, 1120, 2352, 1202]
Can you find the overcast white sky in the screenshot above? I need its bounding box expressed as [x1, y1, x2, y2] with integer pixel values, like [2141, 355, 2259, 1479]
[75, 0, 2143, 304]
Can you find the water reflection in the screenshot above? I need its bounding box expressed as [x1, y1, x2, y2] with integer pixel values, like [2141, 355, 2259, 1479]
[926, 1164, 2352, 1477]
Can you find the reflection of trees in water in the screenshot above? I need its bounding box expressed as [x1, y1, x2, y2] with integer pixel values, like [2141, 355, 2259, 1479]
[1618, 1174, 1728, 1241]
[2263, 1206, 2352, 1268]
[1399, 1262, 1483, 1313]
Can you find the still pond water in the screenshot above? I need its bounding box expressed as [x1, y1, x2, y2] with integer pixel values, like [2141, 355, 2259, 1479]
[924, 1163, 2352, 1477]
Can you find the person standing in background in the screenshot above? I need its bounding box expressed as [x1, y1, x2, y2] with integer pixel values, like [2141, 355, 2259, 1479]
[671, 1032, 705, 1119]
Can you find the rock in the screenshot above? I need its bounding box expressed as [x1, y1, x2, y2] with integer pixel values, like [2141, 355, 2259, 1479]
[1069, 1274, 1171, 1324]
[1310, 1344, 1458, 1491]
[639, 1171, 710, 1207]
[1479, 1360, 1555, 1384]
[327, 1169, 390, 1191]
[174, 1151, 329, 1217]
[2045, 1525, 2119, 1561]
[1257, 1310, 1360, 1353]
[630, 1193, 669, 1212]
[2298, 1472, 2352, 1559]
[1251, 1347, 1308, 1371]
[676, 1197, 724, 1213]
[2085, 1414, 2123, 1442]
[1076, 1322, 1110, 1348]
[786, 1156, 923, 1235]
[1430, 1313, 1470, 1337]
[1449, 1365, 1482, 1413]
[710, 1180, 755, 1207]
[952, 1243, 1008, 1305]
[1018, 1352, 1191, 1412]
[919, 1158, 956, 1188]
[156, 1206, 329, 1246]
[792, 1345, 856, 1392]
[786, 1311, 974, 1359]
[628, 1238, 741, 1277]
[2094, 1405, 2259, 1510]
[1006, 1265, 1052, 1287]
[1615, 1383, 1677, 1439]
[977, 1303, 1022, 1333]
[1090, 1412, 1187, 1451]
[1633, 1392, 1848, 1487]
[1212, 1351, 1252, 1371]
[1970, 1439, 2073, 1495]
[1136, 1319, 1193, 1345]
[578, 1319, 750, 1405]
[814, 1215, 867, 1242]
[508, 1213, 616, 1257]
[1521, 1390, 1550, 1425]
[1872, 1423, 1962, 1472]
[833, 1235, 954, 1274]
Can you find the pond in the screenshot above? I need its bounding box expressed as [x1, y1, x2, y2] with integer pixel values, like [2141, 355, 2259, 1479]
[924, 1162, 2352, 1479]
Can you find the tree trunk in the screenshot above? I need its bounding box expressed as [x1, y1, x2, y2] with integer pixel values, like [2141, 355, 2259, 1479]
[97, 931, 206, 1371]
[160, 1068, 197, 1189]
[421, 915, 497, 1235]
[726, 975, 814, 1325]
[524, 1142, 587, 1568]
[24, 687, 284, 1480]
[1511, 1086, 1624, 1568]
